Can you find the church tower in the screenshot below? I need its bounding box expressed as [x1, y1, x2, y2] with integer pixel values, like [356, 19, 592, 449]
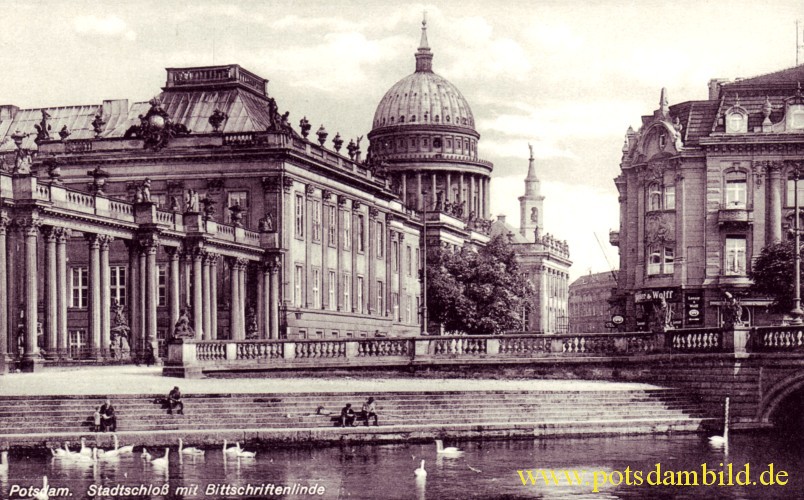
[519, 144, 545, 239]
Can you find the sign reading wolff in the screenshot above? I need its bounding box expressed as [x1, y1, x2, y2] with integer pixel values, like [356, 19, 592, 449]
[685, 291, 704, 326]
[634, 287, 681, 304]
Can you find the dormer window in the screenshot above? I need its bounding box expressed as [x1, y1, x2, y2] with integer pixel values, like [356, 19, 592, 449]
[725, 105, 748, 133]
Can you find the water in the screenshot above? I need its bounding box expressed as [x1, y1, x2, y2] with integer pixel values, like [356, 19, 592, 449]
[2, 433, 801, 499]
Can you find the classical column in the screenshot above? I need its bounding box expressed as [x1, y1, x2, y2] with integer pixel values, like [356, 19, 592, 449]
[446, 172, 452, 203]
[141, 234, 159, 360]
[99, 235, 112, 357]
[209, 254, 219, 339]
[385, 223, 393, 317]
[202, 252, 212, 339]
[431, 173, 437, 206]
[398, 232, 405, 323]
[768, 162, 783, 244]
[138, 246, 146, 353]
[401, 174, 407, 205]
[238, 259, 247, 336]
[261, 261, 270, 338]
[469, 175, 476, 216]
[229, 258, 240, 340]
[268, 255, 280, 339]
[483, 178, 490, 219]
[417, 173, 423, 211]
[22, 219, 40, 363]
[86, 233, 102, 359]
[192, 248, 203, 339]
[0, 215, 8, 368]
[125, 240, 139, 356]
[368, 208, 377, 314]
[167, 247, 181, 335]
[56, 229, 69, 358]
[43, 227, 58, 356]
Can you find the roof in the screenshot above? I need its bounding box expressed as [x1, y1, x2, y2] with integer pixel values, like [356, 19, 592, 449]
[723, 64, 804, 87]
[489, 219, 531, 244]
[569, 270, 618, 290]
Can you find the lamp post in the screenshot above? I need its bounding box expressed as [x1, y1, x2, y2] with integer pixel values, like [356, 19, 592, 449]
[793, 165, 804, 324]
[420, 191, 430, 335]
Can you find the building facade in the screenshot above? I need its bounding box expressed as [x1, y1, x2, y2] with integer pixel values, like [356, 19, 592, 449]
[491, 147, 571, 334]
[568, 271, 618, 333]
[612, 64, 804, 330]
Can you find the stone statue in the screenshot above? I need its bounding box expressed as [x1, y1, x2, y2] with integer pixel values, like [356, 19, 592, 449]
[650, 297, 673, 332]
[172, 308, 195, 339]
[109, 299, 131, 359]
[170, 195, 180, 212]
[722, 292, 743, 328]
[185, 189, 199, 213]
[528, 142, 534, 158]
[134, 186, 144, 203]
[259, 212, 274, 232]
[530, 207, 539, 223]
[141, 178, 152, 202]
[435, 191, 444, 211]
[246, 306, 258, 339]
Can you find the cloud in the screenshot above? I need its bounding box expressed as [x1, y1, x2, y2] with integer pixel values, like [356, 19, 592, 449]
[74, 14, 136, 41]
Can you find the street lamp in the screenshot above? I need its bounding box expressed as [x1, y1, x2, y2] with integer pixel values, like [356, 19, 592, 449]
[789, 165, 804, 322]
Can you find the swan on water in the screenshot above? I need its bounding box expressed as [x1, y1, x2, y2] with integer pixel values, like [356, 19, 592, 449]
[79, 438, 92, 456]
[435, 439, 462, 456]
[179, 438, 205, 456]
[50, 446, 68, 458]
[223, 440, 240, 456]
[234, 443, 256, 458]
[709, 397, 730, 449]
[414, 459, 427, 478]
[151, 448, 170, 467]
[114, 435, 134, 454]
[0, 450, 8, 473]
[141, 448, 152, 461]
[31, 475, 49, 500]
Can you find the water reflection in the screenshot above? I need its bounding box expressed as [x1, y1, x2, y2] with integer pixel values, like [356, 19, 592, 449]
[2, 433, 802, 499]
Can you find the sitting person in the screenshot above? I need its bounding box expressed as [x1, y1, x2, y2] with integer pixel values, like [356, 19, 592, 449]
[168, 386, 184, 415]
[99, 398, 117, 432]
[360, 397, 378, 426]
[93, 409, 102, 432]
[340, 403, 356, 427]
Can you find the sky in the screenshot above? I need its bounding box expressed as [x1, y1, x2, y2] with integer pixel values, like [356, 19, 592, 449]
[1, 0, 802, 280]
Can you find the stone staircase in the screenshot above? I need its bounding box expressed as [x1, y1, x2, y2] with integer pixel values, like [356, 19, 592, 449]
[0, 388, 710, 441]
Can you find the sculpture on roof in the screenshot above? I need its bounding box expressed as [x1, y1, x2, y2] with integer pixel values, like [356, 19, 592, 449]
[208, 109, 228, 133]
[299, 116, 311, 138]
[58, 125, 70, 140]
[185, 189, 200, 213]
[141, 178, 152, 202]
[722, 291, 743, 329]
[123, 97, 191, 150]
[201, 195, 216, 220]
[92, 114, 106, 138]
[259, 212, 274, 232]
[33, 109, 51, 144]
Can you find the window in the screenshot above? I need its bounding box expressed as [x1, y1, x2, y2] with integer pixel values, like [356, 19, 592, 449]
[328, 271, 336, 311]
[725, 172, 747, 207]
[158, 265, 166, 307]
[392, 292, 400, 321]
[357, 214, 365, 252]
[70, 267, 88, 308]
[312, 269, 320, 309]
[416, 297, 421, 325]
[725, 237, 747, 275]
[647, 246, 674, 275]
[664, 185, 675, 210]
[406, 294, 412, 323]
[228, 191, 249, 224]
[377, 281, 384, 315]
[68, 329, 88, 359]
[342, 211, 351, 250]
[357, 276, 365, 313]
[312, 200, 321, 242]
[327, 205, 337, 245]
[294, 265, 304, 307]
[151, 193, 168, 209]
[343, 273, 351, 311]
[392, 240, 399, 273]
[376, 222, 384, 258]
[433, 138, 442, 148]
[295, 194, 304, 238]
[786, 174, 804, 207]
[647, 183, 662, 211]
[110, 266, 126, 307]
[406, 246, 412, 276]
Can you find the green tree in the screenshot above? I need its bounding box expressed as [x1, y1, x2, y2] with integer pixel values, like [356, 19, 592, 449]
[749, 241, 802, 312]
[426, 234, 534, 335]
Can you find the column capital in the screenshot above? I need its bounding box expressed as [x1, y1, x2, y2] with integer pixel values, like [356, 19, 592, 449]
[15, 217, 42, 236]
[98, 234, 114, 250]
[369, 206, 380, 219]
[235, 257, 250, 270]
[264, 253, 281, 273]
[205, 252, 220, 265]
[0, 212, 11, 235]
[753, 160, 783, 173]
[166, 244, 183, 259]
[137, 233, 160, 254]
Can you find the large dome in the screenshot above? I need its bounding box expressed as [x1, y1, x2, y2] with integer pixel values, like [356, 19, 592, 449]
[371, 18, 475, 133]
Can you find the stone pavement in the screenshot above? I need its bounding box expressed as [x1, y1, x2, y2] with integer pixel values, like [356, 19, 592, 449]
[0, 366, 662, 396]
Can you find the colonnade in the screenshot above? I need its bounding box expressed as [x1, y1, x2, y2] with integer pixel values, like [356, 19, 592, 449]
[399, 171, 490, 218]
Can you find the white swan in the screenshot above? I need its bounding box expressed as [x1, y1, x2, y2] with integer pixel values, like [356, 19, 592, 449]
[50, 446, 68, 458]
[414, 459, 427, 478]
[234, 443, 256, 458]
[223, 440, 239, 456]
[141, 448, 152, 461]
[709, 397, 730, 449]
[79, 438, 92, 456]
[31, 475, 49, 500]
[70, 448, 96, 464]
[114, 435, 134, 454]
[151, 448, 170, 467]
[179, 438, 204, 456]
[435, 439, 462, 456]
[0, 450, 8, 473]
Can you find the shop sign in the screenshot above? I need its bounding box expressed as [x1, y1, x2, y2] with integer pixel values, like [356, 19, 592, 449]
[634, 287, 681, 304]
[685, 291, 704, 326]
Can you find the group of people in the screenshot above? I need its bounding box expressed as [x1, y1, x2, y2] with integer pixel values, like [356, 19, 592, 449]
[340, 397, 379, 427]
[92, 387, 184, 432]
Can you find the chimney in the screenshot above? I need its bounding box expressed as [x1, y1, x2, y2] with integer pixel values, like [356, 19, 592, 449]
[497, 214, 506, 224]
[708, 78, 729, 100]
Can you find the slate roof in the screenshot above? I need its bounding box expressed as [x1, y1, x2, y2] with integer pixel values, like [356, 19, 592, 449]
[489, 218, 531, 244]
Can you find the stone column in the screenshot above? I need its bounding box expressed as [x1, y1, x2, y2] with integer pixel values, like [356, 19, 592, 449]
[0, 215, 9, 367]
[138, 247, 146, 353]
[431, 173, 437, 207]
[238, 259, 247, 335]
[202, 252, 212, 339]
[446, 172, 452, 203]
[86, 233, 102, 359]
[398, 232, 405, 323]
[401, 174, 407, 205]
[268, 255, 280, 339]
[167, 247, 181, 336]
[6, 225, 15, 358]
[484, 177, 490, 219]
[192, 249, 203, 339]
[469, 175, 476, 216]
[229, 258, 241, 340]
[261, 261, 270, 338]
[22, 219, 40, 364]
[368, 208, 377, 314]
[125, 240, 139, 356]
[43, 227, 58, 357]
[209, 254, 219, 339]
[99, 235, 112, 357]
[417, 173, 423, 211]
[768, 162, 783, 244]
[56, 229, 69, 358]
[141, 234, 159, 360]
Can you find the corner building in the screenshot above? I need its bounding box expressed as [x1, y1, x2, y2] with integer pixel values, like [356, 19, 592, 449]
[613, 64, 804, 329]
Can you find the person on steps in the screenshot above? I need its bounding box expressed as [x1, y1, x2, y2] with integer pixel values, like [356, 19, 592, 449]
[340, 403, 356, 427]
[99, 398, 117, 432]
[168, 386, 184, 415]
[361, 397, 378, 426]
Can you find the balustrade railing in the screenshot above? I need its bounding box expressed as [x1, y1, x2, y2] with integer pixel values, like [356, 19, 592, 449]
[295, 341, 346, 359]
[236, 341, 283, 360]
[751, 325, 804, 352]
[669, 328, 724, 353]
[358, 339, 410, 357]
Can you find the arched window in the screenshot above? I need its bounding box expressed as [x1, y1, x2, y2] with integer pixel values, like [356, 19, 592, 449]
[446, 115, 451, 123]
[434, 115, 440, 123]
[433, 138, 442, 149]
[399, 115, 405, 123]
[411, 115, 416, 122]
[647, 183, 662, 211]
[725, 171, 747, 207]
[390, 117, 394, 124]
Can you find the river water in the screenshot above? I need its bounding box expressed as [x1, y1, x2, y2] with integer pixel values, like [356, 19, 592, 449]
[1, 433, 801, 499]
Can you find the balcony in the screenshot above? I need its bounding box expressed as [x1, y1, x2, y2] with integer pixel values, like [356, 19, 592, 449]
[609, 230, 620, 247]
[718, 204, 753, 226]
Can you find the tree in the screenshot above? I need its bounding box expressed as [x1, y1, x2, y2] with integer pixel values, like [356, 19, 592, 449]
[749, 241, 802, 313]
[426, 234, 534, 335]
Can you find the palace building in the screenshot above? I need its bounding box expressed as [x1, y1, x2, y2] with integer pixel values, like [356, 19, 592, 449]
[612, 64, 804, 329]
